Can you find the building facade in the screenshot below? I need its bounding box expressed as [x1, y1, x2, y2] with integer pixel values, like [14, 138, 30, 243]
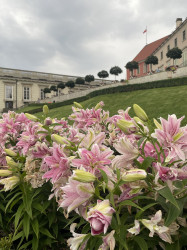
[126, 18, 187, 80]
[0, 67, 78, 113]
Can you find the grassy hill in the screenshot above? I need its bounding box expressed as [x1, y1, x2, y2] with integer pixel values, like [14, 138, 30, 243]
[23, 85, 187, 125]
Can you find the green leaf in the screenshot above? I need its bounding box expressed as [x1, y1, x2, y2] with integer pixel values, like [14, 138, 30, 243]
[0, 203, 5, 212]
[137, 137, 146, 147]
[15, 203, 24, 229]
[158, 186, 179, 209]
[64, 214, 79, 228]
[165, 201, 182, 226]
[23, 213, 30, 240]
[5, 192, 22, 212]
[111, 216, 118, 230]
[12, 231, 24, 241]
[119, 200, 143, 211]
[10, 197, 22, 210]
[48, 212, 56, 227]
[40, 228, 55, 239]
[134, 236, 148, 250]
[99, 169, 108, 184]
[32, 235, 39, 250]
[22, 186, 33, 218]
[135, 203, 157, 219]
[32, 202, 45, 213]
[31, 218, 39, 238]
[52, 223, 58, 238]
[141, 157, 154, 170]
[18, 240, 32, 250]
[116, 168, 121, 180]
[37, 130, 48, 134]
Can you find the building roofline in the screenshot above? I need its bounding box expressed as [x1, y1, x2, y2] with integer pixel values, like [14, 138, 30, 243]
[152, 17, 187, 55]
[0, 66, 82, 79]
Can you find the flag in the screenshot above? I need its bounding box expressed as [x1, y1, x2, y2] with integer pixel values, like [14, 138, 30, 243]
[143, 29, 147, 34]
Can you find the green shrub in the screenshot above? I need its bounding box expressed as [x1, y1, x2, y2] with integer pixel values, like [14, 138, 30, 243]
[22, 77, 187, 114]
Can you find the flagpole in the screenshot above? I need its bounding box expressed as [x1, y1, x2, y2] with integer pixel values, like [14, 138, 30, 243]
[146, 26, 147, 45]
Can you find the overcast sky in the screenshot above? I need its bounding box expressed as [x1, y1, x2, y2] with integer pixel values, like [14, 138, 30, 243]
[0, 0, 186, 80]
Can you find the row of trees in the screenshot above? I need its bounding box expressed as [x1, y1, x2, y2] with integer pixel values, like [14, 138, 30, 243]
[44, 66, 124, 95]
[125, 47, 182, 76]
[43, 81, 75, 94]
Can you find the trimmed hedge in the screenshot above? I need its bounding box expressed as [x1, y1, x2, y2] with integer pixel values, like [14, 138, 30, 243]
[22, 77, 187, 114]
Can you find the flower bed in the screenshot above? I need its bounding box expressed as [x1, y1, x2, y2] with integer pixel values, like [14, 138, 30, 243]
[0, 102, 187, 249]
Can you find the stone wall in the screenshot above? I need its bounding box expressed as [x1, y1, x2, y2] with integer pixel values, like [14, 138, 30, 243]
[39, 82, 123, 103]
[128, 65, 187, 84]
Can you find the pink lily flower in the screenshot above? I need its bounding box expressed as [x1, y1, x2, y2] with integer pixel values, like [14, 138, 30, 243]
[59, 178, 94, 214]
[152, 115, 187, 161]
[43, 143, 71, 183]
[72, 144, 113, 176]
[87, 199, 115, 235]
[112, 137, 139, 169]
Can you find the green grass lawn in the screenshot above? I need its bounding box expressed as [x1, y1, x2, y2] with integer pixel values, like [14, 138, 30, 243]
[19, 85, 187, 125]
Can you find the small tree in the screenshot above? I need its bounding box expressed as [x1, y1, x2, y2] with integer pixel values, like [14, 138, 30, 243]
[109, 66, 123, 81]
[43, 88, 51, 94]
[57, 82, 65, 89]
[145, 55, 158, 71]
[66, 81, 75, 88]
[76, 77, 85, 85]
[125, 61, 138, 77]
[43, 88, 51, 98]
[85, 75, 95, 83]
[166, 47, 182, 65]
[50, 85, 58, 92]
[97, 70, 109, 82]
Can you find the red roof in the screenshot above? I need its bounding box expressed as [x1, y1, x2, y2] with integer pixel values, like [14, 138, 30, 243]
[133, 35, 169, 62]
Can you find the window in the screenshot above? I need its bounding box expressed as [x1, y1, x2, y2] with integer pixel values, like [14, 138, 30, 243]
[183, 48, 187, 66]
[137, 66, 140, 74]
[161, 51, 163, 60]
[143, 63, 146, 73]
[23, 87, 30, 100]
[174, 38, 177, 47]
[174, 59, 177, 65]
[41, 89, 45, 100]
[5, 85, 13, 99]
[167, 45, 170, 51]
[183, 30, 186, 41]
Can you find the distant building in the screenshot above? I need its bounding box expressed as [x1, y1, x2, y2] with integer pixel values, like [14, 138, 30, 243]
[126, 18, 187, 80]
[0, 67, 78, 113]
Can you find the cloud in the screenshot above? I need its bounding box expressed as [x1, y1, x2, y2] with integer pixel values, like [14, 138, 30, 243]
[0, 0, 186, 79]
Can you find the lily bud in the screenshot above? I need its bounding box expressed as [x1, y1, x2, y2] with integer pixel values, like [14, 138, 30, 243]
[6, 156, 19, 168]
[95, 101, 104, 110]
[116, 119, 134, 133]
[25, 113, 38, 122]
[0, 176, 20, 191]
[153, 119, 162, 130]
[173, 131, 184, 142]
[43, 105, 49, 115]
[4, 149, 17, 157]
[0, 169, 12, 177]
[51, 134, 69, 145]
[133, 116, 144, 124]
[122, 169, 147, 182]
[73, 102, 83, 109]
[133, 104, 148, 122]
[73, 170, 96, 183]
[44, 117, 52, 126]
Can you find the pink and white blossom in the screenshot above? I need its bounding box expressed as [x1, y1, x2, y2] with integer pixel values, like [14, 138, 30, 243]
[60, 179, 94, 214]
[87, 200, 115, 235]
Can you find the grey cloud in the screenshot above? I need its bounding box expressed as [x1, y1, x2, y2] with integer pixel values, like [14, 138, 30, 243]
[0, 0, 186, 78]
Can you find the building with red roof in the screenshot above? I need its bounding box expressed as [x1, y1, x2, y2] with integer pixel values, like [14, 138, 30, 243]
[126, 18, 187, 80]
[126, 36, 169, 80]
